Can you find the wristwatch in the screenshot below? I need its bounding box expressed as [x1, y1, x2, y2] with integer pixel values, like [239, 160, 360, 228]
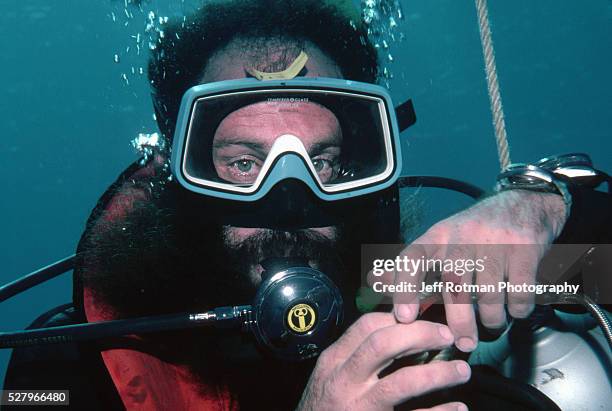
[495, 153, 602, 220]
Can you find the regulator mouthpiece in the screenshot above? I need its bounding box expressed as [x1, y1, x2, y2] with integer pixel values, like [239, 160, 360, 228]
[250, 261, 344, 361]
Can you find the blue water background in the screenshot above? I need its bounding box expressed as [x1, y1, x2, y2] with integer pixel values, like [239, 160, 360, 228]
[1, 0, 611, 382]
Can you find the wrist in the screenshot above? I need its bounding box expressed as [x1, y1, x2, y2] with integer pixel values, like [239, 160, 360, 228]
[529, 190, 568, 239]
[495, 190, 568, 241]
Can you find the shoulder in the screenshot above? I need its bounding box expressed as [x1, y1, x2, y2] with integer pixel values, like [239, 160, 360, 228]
[72, 155, 170, 312]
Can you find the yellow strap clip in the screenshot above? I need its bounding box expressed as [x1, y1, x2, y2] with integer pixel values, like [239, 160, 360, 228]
[245, 51, 309, 81]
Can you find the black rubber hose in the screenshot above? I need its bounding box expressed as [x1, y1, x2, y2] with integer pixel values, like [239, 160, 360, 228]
[0, 312, 207, 348]
[0, 255, 75, 303]
[398, 176, 486, 200]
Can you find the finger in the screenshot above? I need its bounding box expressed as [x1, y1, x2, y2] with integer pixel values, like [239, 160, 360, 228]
[367, 360, 471, 407]
[506, 246, 539, 318]
[323, 312, 397, 367]
[441, 245, 477, 352]
[414, 402, 469, 411]
[393, 243, 440, 323]
[338, 321, 454, 383]
[444, 304, 477, 353]
[476, 247, 507, 330]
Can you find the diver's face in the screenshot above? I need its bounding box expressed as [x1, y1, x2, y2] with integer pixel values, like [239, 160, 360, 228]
[201, 39, 344, 280]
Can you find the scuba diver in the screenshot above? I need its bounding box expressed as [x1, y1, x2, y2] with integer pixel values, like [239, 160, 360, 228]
[2, 1, 611, 410]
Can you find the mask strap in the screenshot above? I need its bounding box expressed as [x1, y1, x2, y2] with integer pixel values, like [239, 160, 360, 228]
[245, 51, 309, 81]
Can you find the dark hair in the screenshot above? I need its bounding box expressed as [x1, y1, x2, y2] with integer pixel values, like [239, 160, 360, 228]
[148, 0, 379, 140]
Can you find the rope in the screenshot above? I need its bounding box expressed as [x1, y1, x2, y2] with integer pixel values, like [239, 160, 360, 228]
[474, 0, 511, 171]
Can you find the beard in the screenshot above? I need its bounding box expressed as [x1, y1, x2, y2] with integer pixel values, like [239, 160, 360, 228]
[79, 200, 350, 320]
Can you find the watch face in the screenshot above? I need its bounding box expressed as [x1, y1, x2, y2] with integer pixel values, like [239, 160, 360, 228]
[536, 153, 594, 171]
[537, 153, 603, 185]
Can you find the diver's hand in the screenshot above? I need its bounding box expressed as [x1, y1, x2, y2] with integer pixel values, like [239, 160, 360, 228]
[392, 190, 567, 352]
[296, 313, 470, 411]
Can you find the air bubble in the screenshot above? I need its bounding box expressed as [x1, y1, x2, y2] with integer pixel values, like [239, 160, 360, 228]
[131, 132, 166, 163]
[360, 0, 405, 89]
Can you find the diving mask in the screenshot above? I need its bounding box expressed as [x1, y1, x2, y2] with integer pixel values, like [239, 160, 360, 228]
[171, 77, 403, 201]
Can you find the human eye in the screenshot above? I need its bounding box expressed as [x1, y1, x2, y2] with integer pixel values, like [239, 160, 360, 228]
[230, 158, 257, 173]
[224, 155, 262, 184]
[311, 157, 340, 183]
